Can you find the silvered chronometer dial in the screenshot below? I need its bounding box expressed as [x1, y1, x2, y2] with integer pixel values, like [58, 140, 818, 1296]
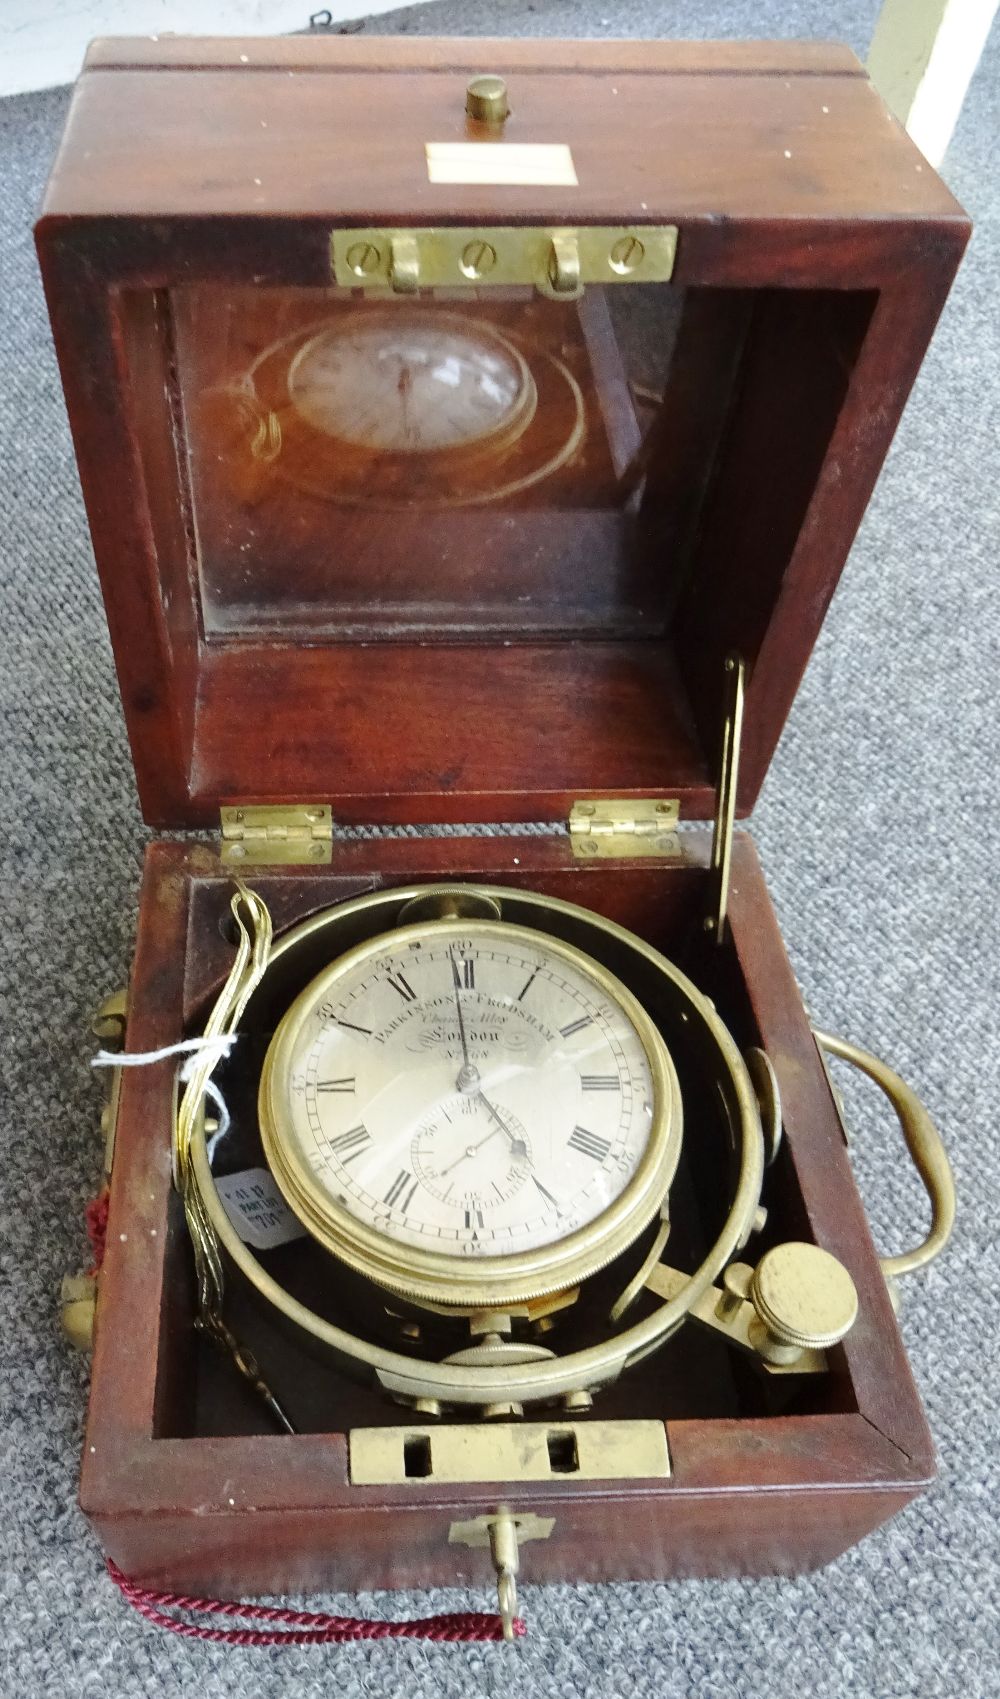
[259, 918, 681, 1309]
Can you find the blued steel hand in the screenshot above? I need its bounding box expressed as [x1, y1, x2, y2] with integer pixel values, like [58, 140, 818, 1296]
[436, 1093, 532, 1177]
[438, 1118, 504, 1177]
[449, 948, 478, 1093]
[477, 1092, 531, 1165]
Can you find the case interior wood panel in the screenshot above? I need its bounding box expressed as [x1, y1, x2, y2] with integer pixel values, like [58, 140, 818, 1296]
[36, 37, 968, 826]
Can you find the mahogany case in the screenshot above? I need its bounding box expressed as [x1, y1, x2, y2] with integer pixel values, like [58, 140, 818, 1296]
[37, 35, 968, 1597]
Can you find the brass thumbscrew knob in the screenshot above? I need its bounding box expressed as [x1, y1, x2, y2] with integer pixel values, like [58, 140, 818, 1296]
[747, 1241, 859, 1365]
[717, 1242, 859, 1364]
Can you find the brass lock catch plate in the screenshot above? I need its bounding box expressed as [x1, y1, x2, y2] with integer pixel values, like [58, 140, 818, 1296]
[349, 1419, 671, 1485]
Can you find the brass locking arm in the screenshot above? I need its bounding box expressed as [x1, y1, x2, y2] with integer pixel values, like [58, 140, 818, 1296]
[707, 655, 746, 945]
[814, 1030, 955, 1279]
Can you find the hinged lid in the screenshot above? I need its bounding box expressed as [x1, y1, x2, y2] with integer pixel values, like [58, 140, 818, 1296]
[36, 35, 969, 831]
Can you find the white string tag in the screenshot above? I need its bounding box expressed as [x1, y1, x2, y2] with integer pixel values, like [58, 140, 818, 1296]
[91, 1033, 239, 1161]
[91, 1035, 239, 1070]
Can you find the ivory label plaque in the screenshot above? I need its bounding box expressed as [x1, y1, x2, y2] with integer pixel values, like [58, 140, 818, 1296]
[425, 141, 578, 186]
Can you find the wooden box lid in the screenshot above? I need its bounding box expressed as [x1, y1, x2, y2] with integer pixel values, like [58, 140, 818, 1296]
[36, 36, 969, 829]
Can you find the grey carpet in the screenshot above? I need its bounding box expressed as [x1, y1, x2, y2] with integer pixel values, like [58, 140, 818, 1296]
[1, 3, 997, 1694]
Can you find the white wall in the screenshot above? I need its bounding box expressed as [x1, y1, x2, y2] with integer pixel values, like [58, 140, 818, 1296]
[867, 0, 999, 164]
[1, 0, 426, 97]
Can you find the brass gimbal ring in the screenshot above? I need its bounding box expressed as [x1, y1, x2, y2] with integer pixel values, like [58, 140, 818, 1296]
[188, 885, 766, 1413]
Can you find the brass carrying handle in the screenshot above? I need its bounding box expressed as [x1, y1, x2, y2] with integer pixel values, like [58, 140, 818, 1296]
[813, 1030, 955, 1279]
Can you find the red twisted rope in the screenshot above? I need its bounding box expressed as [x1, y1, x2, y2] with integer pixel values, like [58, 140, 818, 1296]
[86, 1188, 110, 1273]
[107, 1560, 525, 1644]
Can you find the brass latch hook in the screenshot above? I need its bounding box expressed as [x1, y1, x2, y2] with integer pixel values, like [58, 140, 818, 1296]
[543, 230, 582, 299]
[489, 1512, 520, 1641]
[450, 1507, 555, 1639]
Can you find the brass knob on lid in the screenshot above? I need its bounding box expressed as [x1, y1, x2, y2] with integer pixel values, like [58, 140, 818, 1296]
[749, 1241, 858, 1363]
[466, 74, 509, 125]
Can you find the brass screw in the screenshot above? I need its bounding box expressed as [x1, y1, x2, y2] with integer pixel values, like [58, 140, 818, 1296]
[309, 842, 326, 860]
[481, 1400, 524, 1420]
[305, 807, 325, 822]
[609, 234, 645, 275]
[411, 1396, 442, 1418]
[346, 240, 381, 278]
[460, 238, 498, 280]
[562, 1388, 593, 1412]
[579, 839, 599, 856]
[228, 844, 247, 860]
[234, 809, 245, 822]
[578, 803, 596, 816]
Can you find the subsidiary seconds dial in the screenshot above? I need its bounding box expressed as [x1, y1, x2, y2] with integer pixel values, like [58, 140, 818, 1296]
[259, 917, 680, 1307]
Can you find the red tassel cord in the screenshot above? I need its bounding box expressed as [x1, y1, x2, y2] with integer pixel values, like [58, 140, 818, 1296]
[107, 1560, 525, 1645]
[85, 1188, 110, 1273]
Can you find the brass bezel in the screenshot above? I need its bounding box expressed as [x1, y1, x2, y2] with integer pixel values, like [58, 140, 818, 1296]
[258, 917, 683, 1309]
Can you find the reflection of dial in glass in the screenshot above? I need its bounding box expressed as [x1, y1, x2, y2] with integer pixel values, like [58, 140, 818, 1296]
[287, 311, 538, 457]
[412, 1097, 533, 1214]
[259, 919, 678, 1308]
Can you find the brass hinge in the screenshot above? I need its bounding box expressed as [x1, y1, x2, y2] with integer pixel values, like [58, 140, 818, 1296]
[331, 225, 678, 299]
[219, 804, 333, 867]
[569, 798, 680, 860]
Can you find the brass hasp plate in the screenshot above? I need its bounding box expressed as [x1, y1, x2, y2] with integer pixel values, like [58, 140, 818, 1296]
[331, 226, 678, 298]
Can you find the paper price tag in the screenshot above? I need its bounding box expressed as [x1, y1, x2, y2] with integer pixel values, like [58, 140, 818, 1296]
[215, 1168, 308, 1251]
